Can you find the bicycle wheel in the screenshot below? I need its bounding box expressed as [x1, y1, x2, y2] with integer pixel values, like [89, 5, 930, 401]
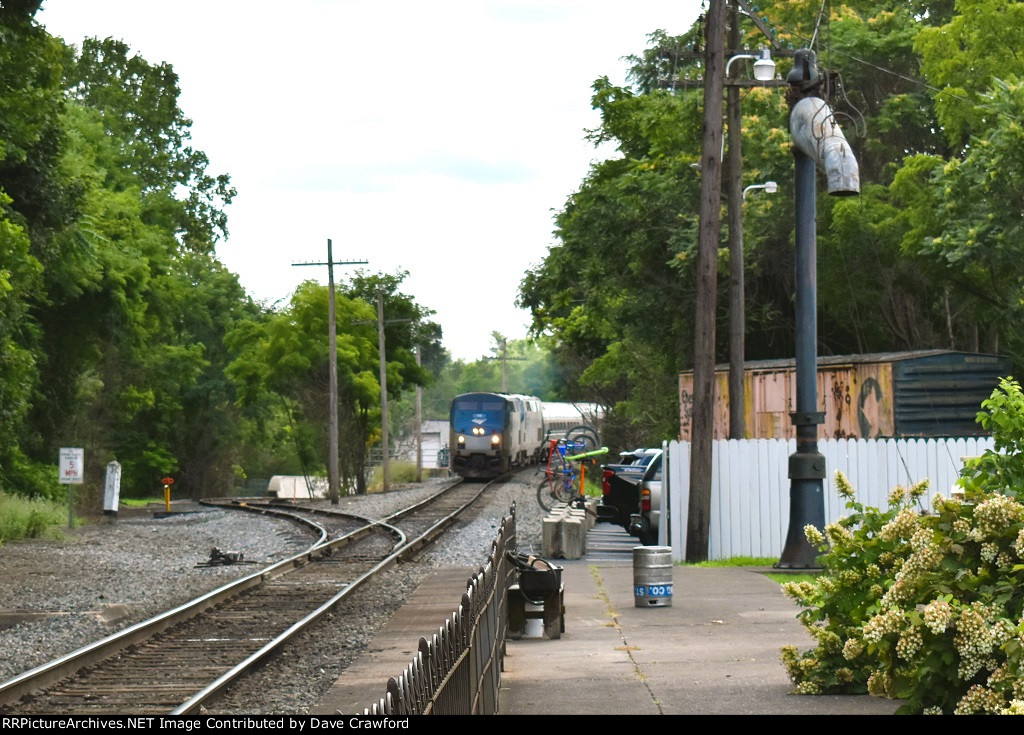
[553, 470, 580, 505]
[564, 425, 599, 454]
[537, 475, 561, 512]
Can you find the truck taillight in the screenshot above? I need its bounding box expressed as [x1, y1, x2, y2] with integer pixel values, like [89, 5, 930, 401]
[641, 487, 651, 512]
[602, 469, 613, 496]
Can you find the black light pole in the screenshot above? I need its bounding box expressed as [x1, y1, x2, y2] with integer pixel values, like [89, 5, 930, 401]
[777, 49, 860, 568]
[779, 143, 826, 567]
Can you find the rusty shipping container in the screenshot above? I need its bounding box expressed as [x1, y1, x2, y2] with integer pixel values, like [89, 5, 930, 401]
[678, 350, 1013, 441]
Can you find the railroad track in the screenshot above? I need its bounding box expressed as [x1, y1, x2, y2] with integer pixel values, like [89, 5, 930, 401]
[0, 476, 498, 715]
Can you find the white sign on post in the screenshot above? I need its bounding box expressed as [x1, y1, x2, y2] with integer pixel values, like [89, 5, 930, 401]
[104, 461, 122, 515]
[59, 447, 84, 485]
[59, 447, 84, 529]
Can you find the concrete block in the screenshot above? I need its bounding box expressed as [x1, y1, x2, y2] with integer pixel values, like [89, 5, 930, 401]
[559, 516, 586, 559]
[542, 516, 562, 558]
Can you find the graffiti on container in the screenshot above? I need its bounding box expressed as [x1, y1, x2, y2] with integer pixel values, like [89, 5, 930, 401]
[830, 375, 852, 437]
[858, 377, 883, 438]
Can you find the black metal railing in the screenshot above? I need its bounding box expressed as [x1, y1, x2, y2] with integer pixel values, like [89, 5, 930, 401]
[363, 505, 517, 715]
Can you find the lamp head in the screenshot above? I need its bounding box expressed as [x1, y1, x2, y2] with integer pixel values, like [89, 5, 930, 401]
[753, 49, 775, 81]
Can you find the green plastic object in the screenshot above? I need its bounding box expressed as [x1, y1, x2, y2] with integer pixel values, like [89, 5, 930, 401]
[563, 446, 609, 461]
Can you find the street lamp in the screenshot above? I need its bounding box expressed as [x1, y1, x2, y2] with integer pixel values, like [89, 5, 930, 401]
[725, 48, 776, 82]
[776, 48, 860, 569]
[728, 180, 778, 441]
[725, 45, 777, 441]
[743, 181, 778, 199]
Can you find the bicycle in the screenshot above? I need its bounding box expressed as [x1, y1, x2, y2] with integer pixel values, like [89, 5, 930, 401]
[536, 439, 609, 513]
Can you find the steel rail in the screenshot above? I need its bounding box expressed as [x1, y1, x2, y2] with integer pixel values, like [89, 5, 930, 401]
[0, 505, 372, 707]
[0, 477, 485, 713]
[172, 477, 493, 713]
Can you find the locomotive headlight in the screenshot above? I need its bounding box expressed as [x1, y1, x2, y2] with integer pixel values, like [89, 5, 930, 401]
[458, 435, 466, 444]
[491, 434, 501, 445]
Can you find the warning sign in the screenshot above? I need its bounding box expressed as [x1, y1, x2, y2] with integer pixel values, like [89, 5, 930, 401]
[59, 447, 84, 485]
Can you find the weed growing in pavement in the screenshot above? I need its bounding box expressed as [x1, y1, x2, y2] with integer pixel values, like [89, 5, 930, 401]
[780, 377, 1024, 715]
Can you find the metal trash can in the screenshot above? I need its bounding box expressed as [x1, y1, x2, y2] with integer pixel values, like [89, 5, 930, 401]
[633, 546, 673, 608]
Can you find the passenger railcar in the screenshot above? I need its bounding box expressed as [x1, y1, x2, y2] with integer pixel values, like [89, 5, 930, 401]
[449, 392, 545, 479]
[540, 401, 605, 449]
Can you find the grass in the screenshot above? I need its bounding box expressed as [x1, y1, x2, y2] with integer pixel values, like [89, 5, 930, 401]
[676, 555, 821, 584]
[0, 491, 67, 545]
[682, 555, 779, 567]
[120, 497, 163, 507]
[367, 460, 421, 492]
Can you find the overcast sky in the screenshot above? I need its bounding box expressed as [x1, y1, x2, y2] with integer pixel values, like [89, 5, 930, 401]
[37, 1, 700, 361]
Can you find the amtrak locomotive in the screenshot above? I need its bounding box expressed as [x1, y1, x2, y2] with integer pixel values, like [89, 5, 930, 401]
[449, 392, 545, 479]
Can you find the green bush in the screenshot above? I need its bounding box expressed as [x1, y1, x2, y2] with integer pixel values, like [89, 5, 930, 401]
[779, 473, 923, 697]
[780, 377, 1024, 714]
[1, 452, 64, 502]
[0, 491, 66, 545]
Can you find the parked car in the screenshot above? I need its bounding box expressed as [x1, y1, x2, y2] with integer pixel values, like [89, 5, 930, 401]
[595, 448, 660, 533]
[628, 449, 664, 546]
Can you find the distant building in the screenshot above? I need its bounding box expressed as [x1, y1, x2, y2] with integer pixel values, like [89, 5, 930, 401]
[395, 419, 450, 469]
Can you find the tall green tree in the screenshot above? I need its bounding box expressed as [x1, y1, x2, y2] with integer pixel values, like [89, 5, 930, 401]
[228, 274, 440, 495]
[520, 1, 1024, 456]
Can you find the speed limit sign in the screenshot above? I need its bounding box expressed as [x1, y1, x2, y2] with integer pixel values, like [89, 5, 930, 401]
[59, 447, 84, 485]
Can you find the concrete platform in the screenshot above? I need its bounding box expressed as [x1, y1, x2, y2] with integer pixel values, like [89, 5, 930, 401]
[312, 526, 902, 716]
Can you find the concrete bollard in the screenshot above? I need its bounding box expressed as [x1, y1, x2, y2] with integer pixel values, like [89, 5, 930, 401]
[559, 515, 586, 559]
[542, 516, 562, 558]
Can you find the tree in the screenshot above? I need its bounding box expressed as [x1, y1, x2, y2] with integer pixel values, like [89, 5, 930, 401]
[228, 273, 440, 495]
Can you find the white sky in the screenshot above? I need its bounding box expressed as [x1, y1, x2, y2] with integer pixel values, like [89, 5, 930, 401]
[37, 1, 700, 362]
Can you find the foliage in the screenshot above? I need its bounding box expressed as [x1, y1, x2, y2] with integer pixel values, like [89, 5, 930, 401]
[418, 335, 561, 419]
[519, 1, 1024, 455]
[780, 377, 1024, 714]
[779, 472, 924, 696]
[0, 490, 66, 545]
[960, 376, 1024, 498]
[227, 274, 440, 495]
[366, 460, 420, 492]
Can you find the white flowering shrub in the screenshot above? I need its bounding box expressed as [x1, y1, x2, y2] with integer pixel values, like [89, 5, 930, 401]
[779, 471, 919, 697]
[781, 377, 1024, 715]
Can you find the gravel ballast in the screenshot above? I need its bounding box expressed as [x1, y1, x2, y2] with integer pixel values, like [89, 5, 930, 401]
[0, 470, 549, 713]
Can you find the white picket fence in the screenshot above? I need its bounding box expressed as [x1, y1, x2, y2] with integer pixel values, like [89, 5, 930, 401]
[663, 436, 995, 562]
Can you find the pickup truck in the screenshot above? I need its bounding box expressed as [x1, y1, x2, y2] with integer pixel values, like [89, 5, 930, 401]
[595, 448, 661, 533]
[627, 449, 664, 546]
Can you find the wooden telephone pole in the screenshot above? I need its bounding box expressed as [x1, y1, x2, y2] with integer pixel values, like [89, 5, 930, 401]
[488, 336, 526, 392]
[687, 0, 727, 563]
[292, 240, 367, 505]
[365, 295, 413, 492]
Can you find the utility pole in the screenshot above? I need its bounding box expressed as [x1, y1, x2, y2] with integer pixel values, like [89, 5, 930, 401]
[687, 0, 726, 563]
[726, 0, 746, 440]
[415, 344, 423, 483]
[487, 335, 525, 392]
[377, 293, 391, 492]
[364, 294, 414, 493]
[292, 241, 367, 505]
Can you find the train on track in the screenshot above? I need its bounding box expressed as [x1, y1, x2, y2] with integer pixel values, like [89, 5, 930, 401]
[448, 391, 603, 479]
